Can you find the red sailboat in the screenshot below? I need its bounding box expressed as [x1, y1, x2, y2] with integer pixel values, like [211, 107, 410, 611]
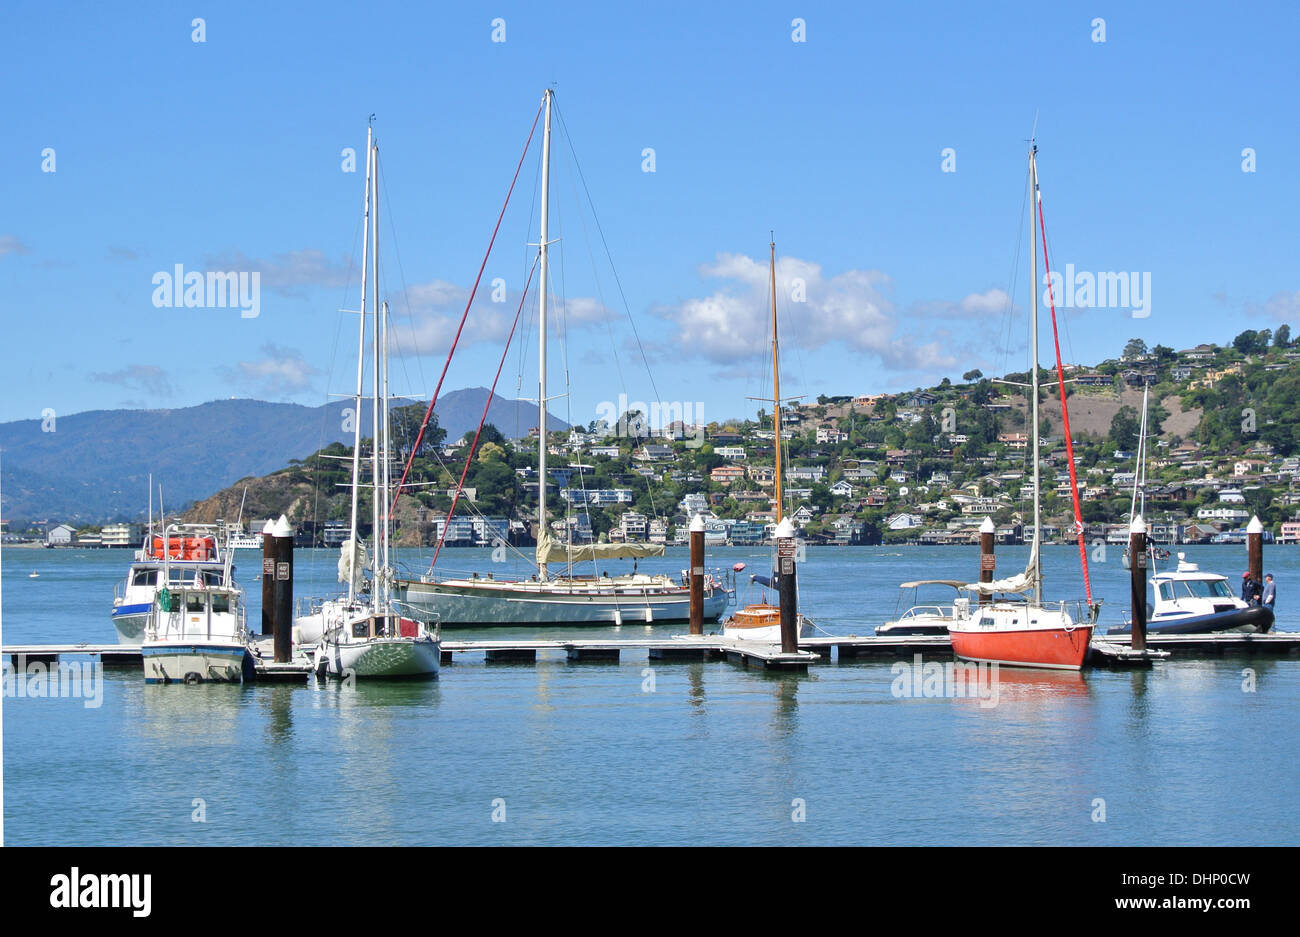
[948, 142, 1098, 670]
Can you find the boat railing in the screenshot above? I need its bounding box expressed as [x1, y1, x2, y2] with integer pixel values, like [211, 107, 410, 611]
[901, 605, 955, 620]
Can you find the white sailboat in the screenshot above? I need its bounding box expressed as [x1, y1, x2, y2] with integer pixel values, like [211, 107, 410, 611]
[293, 122, 440, 679]
[394, 89, 729, 628]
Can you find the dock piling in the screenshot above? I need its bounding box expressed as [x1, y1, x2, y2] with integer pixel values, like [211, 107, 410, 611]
[1129, 515, 1147, 651]
[1247, 515, 1264, 595]
[270, 515, 294, 664]
[978, 517, 995, 605]
[689, 513, 704, 636]
[775, 518, 798, 654]
[260, 518, 276, 637]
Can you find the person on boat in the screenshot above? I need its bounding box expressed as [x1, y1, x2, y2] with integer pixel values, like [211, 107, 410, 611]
[1262, 574, 1277, 610]
[1241, 572, 1262, 606]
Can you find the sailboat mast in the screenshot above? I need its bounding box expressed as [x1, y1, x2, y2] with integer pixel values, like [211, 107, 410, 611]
[348, 124, 373, 604]
[1029, 144, 1042, 605]
[370, 140, 382, 602]
[537, 88, 553, 581]
[770, 237, 783, 524]
[382, 300, 391, 606]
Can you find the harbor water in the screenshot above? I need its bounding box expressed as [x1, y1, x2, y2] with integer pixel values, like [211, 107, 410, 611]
[3, 543, 1298, 845]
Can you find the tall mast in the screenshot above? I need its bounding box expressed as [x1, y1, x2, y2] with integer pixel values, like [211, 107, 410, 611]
[770, 237, 783, 524]
[536, 88, 553, 580]
[381, 299, 391, 606]
[370, 138, 382, 601]
[348, 123, 373, 603]
[1029, 144, 1042, 605]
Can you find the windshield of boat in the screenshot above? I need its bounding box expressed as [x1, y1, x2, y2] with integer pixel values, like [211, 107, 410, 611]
[1170, 578, 1233, 599]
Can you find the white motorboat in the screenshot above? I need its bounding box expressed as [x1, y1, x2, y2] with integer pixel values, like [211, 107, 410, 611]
[140, 545, 251, 684]
[1108, 553, 1274, 635]
[876, 580, 971, 636]
[111, 528, 226, 645]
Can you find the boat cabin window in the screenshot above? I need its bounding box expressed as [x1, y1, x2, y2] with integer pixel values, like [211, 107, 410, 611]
[132, 569, 158, 586]
[185, 593, 206, 613]
[1179, 579, 1233, 599]
[211, 593, 232, 614]
[1158, 582, 1175, 602]
[352, 618, 371, 639]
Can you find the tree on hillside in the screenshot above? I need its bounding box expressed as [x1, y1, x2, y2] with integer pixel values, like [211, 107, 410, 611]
[1275, 324, 1291, 348]
[962, 369, 983, 382]
[1232, 329, 1269, 356]
[1109, 406, 1141, 452]
[1122, 338, 1149, 361]
[1151, 344, 1176, 364]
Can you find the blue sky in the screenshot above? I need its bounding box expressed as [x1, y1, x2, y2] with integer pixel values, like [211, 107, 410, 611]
[2, 1, 1297, 432]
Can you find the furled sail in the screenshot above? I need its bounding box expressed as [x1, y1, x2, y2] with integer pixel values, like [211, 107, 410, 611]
[535, 530, 665, 566]
[338, 540, 368, 593]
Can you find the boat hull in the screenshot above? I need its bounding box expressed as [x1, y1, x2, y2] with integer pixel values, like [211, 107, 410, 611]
[949, 625, 1093, 671]
[111, 604, 152, 645]
[141, 642, 249, 684]
[876, 618, 949, 637]
[317, 637, 440, 679]
[395, 579, 728, 628]
[1107, 605, 1274, 636]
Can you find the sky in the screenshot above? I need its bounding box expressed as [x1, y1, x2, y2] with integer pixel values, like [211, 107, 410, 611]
[1, 1, 1297, 432]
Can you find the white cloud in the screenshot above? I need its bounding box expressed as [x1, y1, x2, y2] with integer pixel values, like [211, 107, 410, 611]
[656, 251, 955, 372]
[203, 248, 352, 296]
[0, 235, 31, 258]
[233, 343, 321, 395]
[91, 364, 172, 398]
[911, 287, 1017, 320]
[388, 278, 609, 358]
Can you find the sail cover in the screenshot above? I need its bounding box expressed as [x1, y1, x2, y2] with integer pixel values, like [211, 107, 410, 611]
[536, 530, 664, 565]
[962, 571, 1034, 595]
[338, 539, 368, 592]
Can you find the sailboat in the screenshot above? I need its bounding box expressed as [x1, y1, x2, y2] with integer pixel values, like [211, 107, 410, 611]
[293, 122, 440, 679]
[721, 237, 815, 644]
[1121, 385, 1169, 569]
[393, 89, 729, 628]
[947, 143, 1096, 671]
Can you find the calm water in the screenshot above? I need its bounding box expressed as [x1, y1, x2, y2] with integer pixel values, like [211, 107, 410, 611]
[3, 543, 1298, 846]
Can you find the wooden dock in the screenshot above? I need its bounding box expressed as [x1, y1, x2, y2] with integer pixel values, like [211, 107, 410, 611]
[4, 630, 1297, 679]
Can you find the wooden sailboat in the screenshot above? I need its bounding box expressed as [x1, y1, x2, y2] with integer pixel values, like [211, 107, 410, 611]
[947, 144, 1095, 670]
[393, 89, 729, 628]
[722, 237, 814, 643]
[293, 122, 440, 679]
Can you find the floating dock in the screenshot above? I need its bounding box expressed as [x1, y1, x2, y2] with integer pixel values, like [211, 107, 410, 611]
[5, 630, 1297, 677]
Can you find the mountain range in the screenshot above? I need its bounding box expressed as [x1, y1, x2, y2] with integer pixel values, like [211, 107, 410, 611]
[0, 388, 568, 524]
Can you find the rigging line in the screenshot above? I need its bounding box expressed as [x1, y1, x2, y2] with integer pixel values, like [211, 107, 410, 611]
[391, 96, 545, 518]
[998, 161, 1032, 376]
[376, 148, 428, 421]
[515, 147, 543, 440]
[556, 113, 630, 407]
[1038, 184, 1093, 606]
[554, 101, 661, 404]
[430, 254, 539, 570]
[307, 192, 366, 583]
